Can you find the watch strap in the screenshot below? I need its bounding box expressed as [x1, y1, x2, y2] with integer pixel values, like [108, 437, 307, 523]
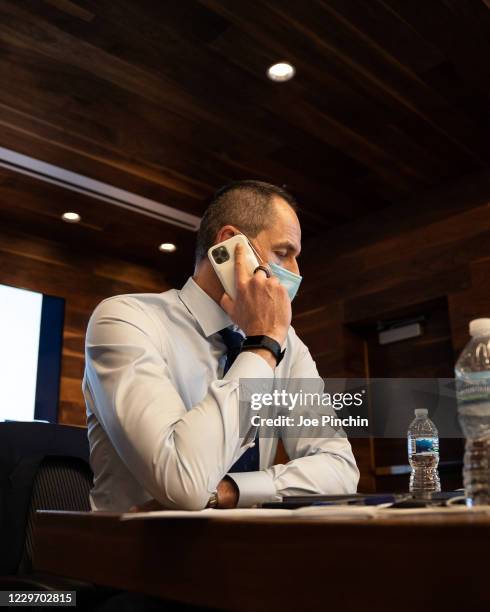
[241, 335, 285, 365]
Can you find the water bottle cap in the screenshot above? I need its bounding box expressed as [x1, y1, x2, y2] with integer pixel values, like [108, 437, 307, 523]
[469, 318, 490, 337]
[415, 408, 428, 417]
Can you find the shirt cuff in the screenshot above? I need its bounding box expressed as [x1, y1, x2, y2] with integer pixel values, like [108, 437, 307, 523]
[227, 470, 279, 508]
[223, 349, 274, 381]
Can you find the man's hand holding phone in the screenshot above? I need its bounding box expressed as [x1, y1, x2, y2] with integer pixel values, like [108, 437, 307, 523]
[220, 242, 291, 367]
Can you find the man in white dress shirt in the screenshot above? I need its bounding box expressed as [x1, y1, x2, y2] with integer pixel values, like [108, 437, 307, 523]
[83, 180, 359, 511]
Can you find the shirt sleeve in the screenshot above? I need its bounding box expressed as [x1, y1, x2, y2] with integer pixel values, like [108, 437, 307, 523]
[83, 296, 274, 511]
[228, 327, 360, 506]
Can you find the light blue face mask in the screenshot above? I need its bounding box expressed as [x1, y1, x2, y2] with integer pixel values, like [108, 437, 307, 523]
[268, 261, 303, 301]
[242, 233, 303, 301]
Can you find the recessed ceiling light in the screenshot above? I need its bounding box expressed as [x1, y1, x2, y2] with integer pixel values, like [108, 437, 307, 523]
[267, 62, 295, 82]
[62, 212, 81, 223]
[158, 243, 177, 253]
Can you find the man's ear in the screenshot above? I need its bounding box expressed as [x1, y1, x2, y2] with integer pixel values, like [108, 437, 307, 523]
[215, 225, 239, 244]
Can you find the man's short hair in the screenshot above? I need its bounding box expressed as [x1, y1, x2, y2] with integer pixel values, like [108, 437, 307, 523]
[195, 180, 297, 263]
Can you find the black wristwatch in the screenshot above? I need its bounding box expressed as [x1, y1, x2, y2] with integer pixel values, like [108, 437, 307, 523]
[241, 335, 286, 366]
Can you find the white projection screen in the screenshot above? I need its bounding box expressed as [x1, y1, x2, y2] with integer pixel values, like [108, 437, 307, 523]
[0, 283, 65, 422]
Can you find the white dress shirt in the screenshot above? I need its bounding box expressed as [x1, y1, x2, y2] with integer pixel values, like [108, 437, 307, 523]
[83, 277, 359, 511]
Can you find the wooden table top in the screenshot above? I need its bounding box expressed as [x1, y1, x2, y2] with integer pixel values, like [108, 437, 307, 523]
[32, 509, 490, 612]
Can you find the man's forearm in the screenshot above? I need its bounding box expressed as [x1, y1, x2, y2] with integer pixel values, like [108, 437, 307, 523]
[129, 476, 239, 512]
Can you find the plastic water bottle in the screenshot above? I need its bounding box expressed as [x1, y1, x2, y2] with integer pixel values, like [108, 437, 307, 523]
[407, 408, 441, 497]
[455, 318, 490, 506]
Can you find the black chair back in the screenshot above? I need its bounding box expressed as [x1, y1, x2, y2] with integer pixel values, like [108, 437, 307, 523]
[0, 421, 93, 575]
[20, 455, 93, 573]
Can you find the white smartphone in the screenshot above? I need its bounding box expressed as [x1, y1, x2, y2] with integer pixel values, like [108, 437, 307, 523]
[208, 234, 260, 299]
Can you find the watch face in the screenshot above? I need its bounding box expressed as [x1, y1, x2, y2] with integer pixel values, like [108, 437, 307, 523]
[207, 492, 218, 508]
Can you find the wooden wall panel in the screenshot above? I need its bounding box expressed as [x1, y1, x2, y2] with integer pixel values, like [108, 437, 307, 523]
[292, 170, 490, 491]
[295, 170, 490, 371]
[0, 227, 170, 426]
[448, 260, 490, 354]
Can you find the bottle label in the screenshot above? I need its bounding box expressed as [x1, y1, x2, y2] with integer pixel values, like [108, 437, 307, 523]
[456, 372, 490, 405]
[415, 437, 439, 453]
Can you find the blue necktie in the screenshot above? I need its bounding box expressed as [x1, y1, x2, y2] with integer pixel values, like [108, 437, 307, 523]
[219, 327, 260, 472]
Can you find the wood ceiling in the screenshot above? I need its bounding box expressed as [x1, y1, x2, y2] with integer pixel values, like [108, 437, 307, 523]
[0, 0, 489, 286]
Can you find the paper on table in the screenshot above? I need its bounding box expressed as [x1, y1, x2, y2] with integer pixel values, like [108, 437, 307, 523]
[120, 508, 293, 521]
[294, 505, 378, 520]
[120, 504, 490, 522]
[120, 505, 378, 521]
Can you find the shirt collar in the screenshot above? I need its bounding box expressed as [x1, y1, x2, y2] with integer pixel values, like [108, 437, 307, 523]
[178, 277, 233, 338]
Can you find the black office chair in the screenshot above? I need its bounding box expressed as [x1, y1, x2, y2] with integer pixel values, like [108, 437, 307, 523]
[0, 422, 203, 611]
[0, 422, 117, 610]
